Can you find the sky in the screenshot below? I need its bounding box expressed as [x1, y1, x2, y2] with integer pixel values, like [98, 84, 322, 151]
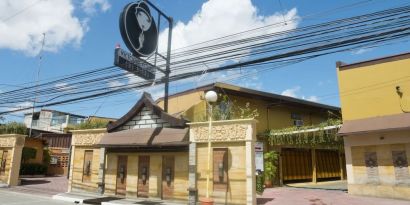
[1, 0, 410, 122]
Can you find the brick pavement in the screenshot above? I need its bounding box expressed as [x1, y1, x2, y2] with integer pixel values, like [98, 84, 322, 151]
[5, 176, 68, 197]
[260, 187, 410, 205]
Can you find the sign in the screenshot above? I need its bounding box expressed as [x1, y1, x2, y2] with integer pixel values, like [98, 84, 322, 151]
[50, 156, 58, 165]
[255, 141, 264, 171]
[114, 48, 156, 80]
[119, 1, 158, 57]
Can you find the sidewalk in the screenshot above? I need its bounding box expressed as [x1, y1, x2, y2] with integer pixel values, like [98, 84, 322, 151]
[53, 192, 186, 205]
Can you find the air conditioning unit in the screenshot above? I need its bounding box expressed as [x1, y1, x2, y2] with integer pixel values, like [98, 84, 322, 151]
[294, 120, 304, 127]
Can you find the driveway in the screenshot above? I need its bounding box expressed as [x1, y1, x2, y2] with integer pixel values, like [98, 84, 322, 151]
[259, 187, 410, 205]
[6, 176, 68, 197]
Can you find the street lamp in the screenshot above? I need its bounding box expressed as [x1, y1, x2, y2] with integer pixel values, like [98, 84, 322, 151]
[203, 90, 218, 204]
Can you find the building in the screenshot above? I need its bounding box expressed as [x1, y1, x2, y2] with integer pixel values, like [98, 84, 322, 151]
[68, 82, 342, 204]
[24, 109, 87, 133]
[157, 82, 343, 184]
[337, 52, 410, 200]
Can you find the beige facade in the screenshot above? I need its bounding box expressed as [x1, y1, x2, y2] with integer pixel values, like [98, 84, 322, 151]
[0, 134, 25, 186]
[189, 119, 257, 205]
[337, 53, 410, 200]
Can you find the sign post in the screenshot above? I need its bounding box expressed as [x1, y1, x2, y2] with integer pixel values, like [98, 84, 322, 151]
[117, 0, 173, 112]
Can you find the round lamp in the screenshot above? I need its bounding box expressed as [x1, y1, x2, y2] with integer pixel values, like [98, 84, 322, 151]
[205, 91, 218, 103]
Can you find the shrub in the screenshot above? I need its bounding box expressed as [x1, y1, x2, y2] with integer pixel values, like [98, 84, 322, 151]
[0, 122, 27, 135]
[20, 163, 48, 175]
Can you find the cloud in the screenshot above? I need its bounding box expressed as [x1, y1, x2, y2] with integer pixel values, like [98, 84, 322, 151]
[351, 47, 373, 55]
[55, 82, 76, 91]
[281, 86, 319, 102]
[108, 80, 125, 89]
[0, 0, 110, 56]
[281, 86, 301, 98]
[81, 0, 111, 14]
[157, 0, 299, 78]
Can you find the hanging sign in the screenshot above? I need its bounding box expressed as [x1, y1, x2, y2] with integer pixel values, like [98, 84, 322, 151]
[119, 1, 158, 57]
[114, 48, 156, 80]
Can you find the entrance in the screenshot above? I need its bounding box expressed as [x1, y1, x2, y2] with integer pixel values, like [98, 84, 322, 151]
[137, 156, 150, 198]
[116, 156, 128, 196]
[162, 156, 175, 199]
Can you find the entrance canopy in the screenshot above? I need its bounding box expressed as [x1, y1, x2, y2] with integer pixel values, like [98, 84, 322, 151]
[98, 127, 188, 147]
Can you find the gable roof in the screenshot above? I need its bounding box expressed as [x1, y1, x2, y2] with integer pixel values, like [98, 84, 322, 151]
[107, 92, 186, 132]
[157, 82, 339, 112]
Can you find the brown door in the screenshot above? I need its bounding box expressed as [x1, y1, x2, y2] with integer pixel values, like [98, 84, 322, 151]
[282, 148, 312, 181]
[162, 156, 175, 199]
[116, 156, 128, 196]
[137, 156, 150, 198]
[82, 151, 93, 182]
[0, 151, 7, 176]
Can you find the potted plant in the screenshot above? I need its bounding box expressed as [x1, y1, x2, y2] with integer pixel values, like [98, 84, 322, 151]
[264, 151, 279, 188]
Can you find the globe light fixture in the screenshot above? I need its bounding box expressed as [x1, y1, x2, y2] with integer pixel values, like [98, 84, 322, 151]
[205, 90, 218, 103]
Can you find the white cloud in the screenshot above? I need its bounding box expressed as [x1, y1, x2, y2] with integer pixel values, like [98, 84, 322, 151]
[108, 80, 125, 89]
[81, 0, 111, 14]
[55, 82, 75, 91]
[0, 0, 110, 55]
[157, 0, 299, 79]
[351, 47, 373, 55]
[281, 86, 301, 98]
[281, 86, 319, 102]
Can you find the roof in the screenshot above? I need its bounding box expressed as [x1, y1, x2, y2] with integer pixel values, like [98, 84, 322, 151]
[157, 82, 339, 111]
[338, 113, 410, 136]
[337, 52, 410, 70]
[107, 92, 186, 132]
[98, 127, 189, 147]
[24, 109, 87, 118]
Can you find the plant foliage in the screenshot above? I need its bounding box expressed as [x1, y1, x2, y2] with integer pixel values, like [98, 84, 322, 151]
[66, 118, 110, 131]
[263, 119, 343, 149]
[264, 151, 279, 181]
[0, 122, 27, 135]
[210, 94, 259, 121]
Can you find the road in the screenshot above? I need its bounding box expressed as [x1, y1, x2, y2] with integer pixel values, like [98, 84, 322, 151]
[0, 189, 72, 205]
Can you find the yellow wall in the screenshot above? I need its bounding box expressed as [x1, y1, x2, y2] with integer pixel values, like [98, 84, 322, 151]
[24, 138, 44, 164]
[71, 147, 100, 192]
[160, 92, 330, 134]
[196, 142, 247, 205]
[337, 56, 410, 121]
[104, 152, 189, 201]
[0, 148, 12, 184]
[157, 90, 204, 116]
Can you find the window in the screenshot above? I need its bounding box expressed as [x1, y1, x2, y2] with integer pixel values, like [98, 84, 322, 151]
[291, 113, 303, 127]
[213, 148, 228, 191]
[82, 150, 93, 182]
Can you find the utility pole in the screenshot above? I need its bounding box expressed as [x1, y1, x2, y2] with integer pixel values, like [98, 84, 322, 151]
[29, 33, 45, 138]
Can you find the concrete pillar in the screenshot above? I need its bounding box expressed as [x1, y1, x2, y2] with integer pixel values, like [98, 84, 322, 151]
[8, 145, 23, 186]
[339, 150, 345, 180]
[312, 148, 317, 184]
[188, 142, 197, 205]
[279, 148, 283, 186]
[245, 140, 256, 205]
[98, 147, 106, 194]
[68, 145, 75, 192]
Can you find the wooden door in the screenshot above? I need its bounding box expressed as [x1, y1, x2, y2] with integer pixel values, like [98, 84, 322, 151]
[82, 151, 93, 182]
[0, 151, 7, 176]
[162, 156, 175, 199]
[137, 156, 150, 198]
[116, 156, 128, 196]
[316, 149, 340, 179]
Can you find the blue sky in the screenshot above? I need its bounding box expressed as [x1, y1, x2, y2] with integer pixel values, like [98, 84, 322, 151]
[1, 0, 409, 121]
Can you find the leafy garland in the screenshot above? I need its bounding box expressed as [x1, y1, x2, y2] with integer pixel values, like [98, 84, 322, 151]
[262, 119, 343, 150]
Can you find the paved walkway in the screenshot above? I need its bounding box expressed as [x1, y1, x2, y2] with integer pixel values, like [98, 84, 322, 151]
[285, 180, 347, 190]
[5, 176, 68, 197]
[260, 187, 410, 205]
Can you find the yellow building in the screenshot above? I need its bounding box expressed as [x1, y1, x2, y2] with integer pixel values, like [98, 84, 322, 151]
[158, 82, 343, 184]
[337, 52, 410, 200]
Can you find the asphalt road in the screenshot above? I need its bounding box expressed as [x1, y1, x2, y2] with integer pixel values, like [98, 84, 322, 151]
[0, 189, 72, 205]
